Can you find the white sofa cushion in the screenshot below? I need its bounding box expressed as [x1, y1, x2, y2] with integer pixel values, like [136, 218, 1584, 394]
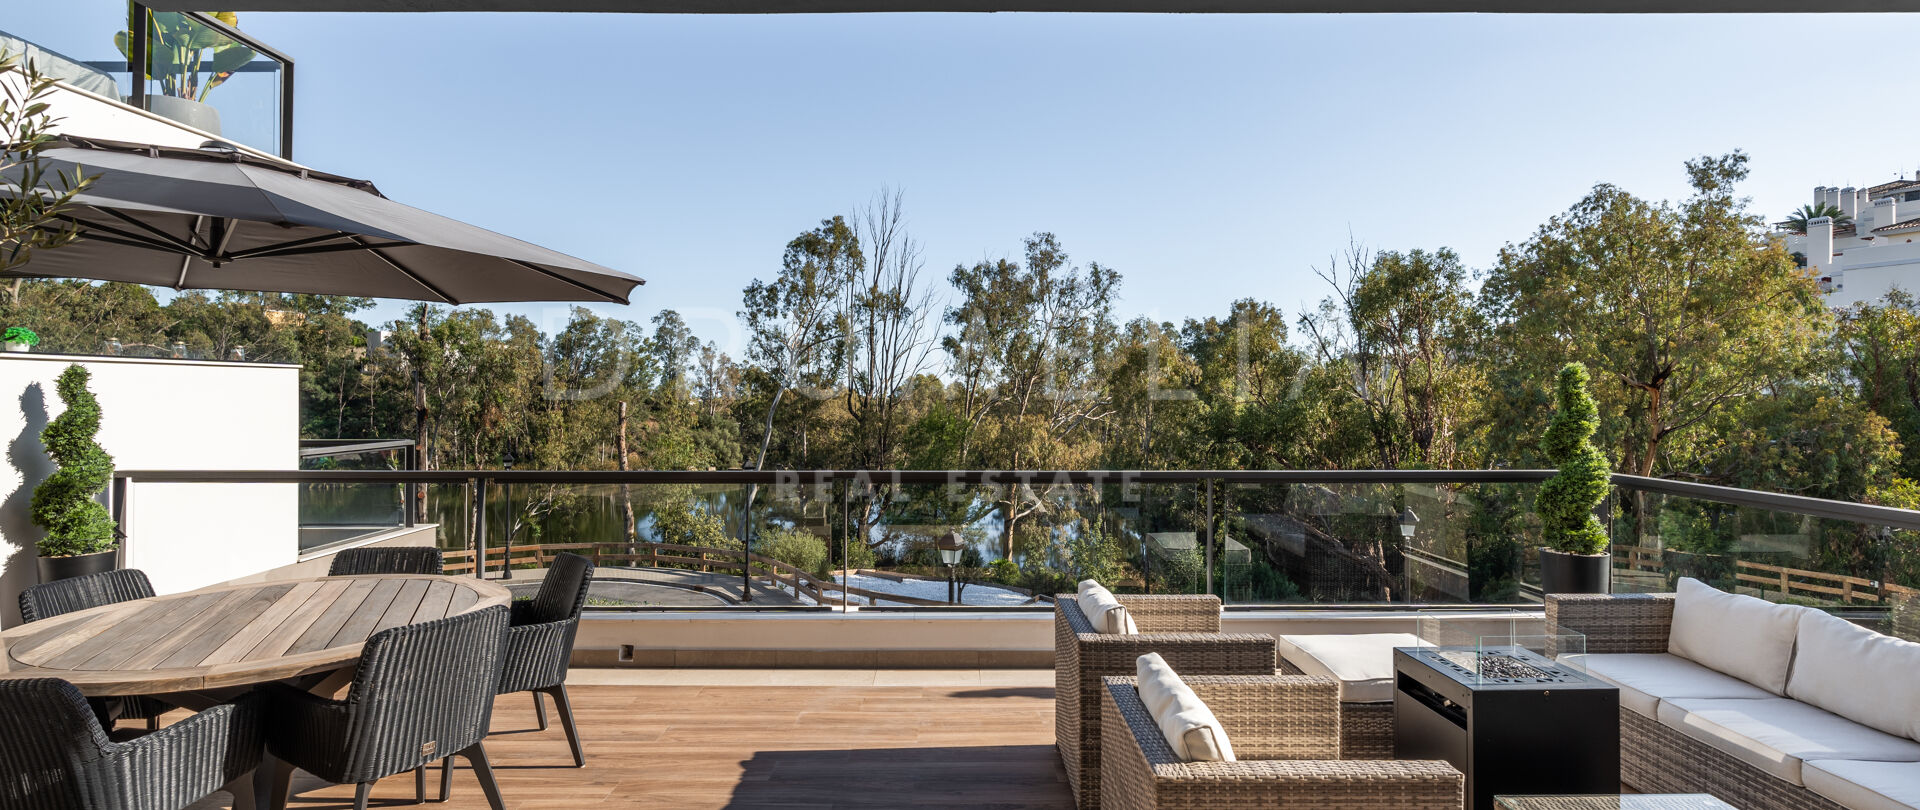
[1804, 760, 1920, 810]
[1275, 633, 1419, 703]
[1076, 584, 1137, 635]
[1561, 652, 1775, 718]
[1669, 577, 1807, 695]
[1788, 609, 1920, 740]
[1657, 698, 1920, 785]
[1135, 653, 1236, 762]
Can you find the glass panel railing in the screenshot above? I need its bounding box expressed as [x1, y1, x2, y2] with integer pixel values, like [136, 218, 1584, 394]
[1212, 479, 1543, 606]
[1, 0, 131, 101]
[135, 10, 285, 157]
[127, 469, 1920, 615]
[1611, 483, 1920, 611]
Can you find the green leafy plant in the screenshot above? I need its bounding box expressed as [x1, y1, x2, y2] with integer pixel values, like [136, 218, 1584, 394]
[2, 52, 95, 273]
[114, 11, 255, 103]
[3, 327, 38, 346]
[1536, 363, 1612, 555]
[30, 365, 118, 557]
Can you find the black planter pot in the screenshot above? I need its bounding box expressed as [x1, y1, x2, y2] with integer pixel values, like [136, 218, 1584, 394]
[1539, 548, 1611, 595]
[37, 549, 118, 584]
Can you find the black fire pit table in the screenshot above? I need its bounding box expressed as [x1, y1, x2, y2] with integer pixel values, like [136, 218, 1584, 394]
[1394, 644, 1620, 810]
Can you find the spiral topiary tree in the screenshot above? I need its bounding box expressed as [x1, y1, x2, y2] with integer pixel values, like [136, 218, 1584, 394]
[1535, 362, 1611, 555]
[30, 365, 118, 557]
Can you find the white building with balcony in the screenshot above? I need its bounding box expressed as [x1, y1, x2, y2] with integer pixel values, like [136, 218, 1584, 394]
[1784, 180, 1920, 308]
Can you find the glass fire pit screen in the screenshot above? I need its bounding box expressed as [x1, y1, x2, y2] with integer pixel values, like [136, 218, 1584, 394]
[1411, 615, 1588, 685]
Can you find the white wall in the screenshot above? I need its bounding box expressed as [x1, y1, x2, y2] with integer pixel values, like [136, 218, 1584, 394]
[0, 71, 290, 164]
[0, 353, 299, 627]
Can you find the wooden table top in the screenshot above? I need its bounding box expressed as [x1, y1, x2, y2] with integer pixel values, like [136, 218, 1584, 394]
[0, 574, 510, 697]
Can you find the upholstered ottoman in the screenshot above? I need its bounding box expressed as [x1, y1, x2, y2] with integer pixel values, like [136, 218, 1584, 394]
[1274, 632, 1417, 759]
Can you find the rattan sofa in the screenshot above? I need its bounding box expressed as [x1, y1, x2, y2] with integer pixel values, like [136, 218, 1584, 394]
[1054, 594, 1276, 809]
[1097, 674, 1463, 810]
[1549, 589, 1920, 810]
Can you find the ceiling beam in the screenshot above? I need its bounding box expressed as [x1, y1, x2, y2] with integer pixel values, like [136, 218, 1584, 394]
[139, 0, 1920, 12]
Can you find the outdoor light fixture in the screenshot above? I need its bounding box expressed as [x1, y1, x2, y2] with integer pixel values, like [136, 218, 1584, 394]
[1398, 507, 1419, 539]
[938, 531, 964, 604]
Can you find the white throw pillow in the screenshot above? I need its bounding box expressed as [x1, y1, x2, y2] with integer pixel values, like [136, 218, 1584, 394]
[1135, 653, 1236, 762]
[1078, 579, 1103, 597]
[1787, 609, 1920, 740]
[1077, 585, 1137, 635]
[1669, 577, 1807, 695]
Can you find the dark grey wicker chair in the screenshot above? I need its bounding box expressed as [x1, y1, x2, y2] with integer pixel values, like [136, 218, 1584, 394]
[438, 552, 595, 800]
[262, 605, 510, 810]
[326, 546, 444, 577]
[0, 677, 262, 810]
[18, 570, 171, 733]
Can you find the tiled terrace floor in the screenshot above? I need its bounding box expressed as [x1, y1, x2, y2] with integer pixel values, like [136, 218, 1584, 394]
[187, 669, 1074, 810]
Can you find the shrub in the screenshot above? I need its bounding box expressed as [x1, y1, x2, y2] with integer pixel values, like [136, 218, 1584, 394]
[761, 526, 831, 578]
[1536, 363, 1612, 555]
[31, 365, 117, 556]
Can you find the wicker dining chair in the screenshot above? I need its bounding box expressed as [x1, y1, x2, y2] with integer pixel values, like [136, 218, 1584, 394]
[0, 677, 263, 810]
[438, 552, 595, 800]
[261, 605, 511, 810]
[326, 546, 444, 577]
[18, 569, 172, 733]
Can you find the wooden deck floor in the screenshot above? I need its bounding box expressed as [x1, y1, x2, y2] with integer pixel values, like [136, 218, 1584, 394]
[191, 676, 1073, 809]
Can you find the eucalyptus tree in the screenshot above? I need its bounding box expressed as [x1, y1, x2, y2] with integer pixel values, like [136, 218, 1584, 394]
[1479, 152, 1827, 479]
[1300, 245, 1484, 469]
[740, 216, 859, 472]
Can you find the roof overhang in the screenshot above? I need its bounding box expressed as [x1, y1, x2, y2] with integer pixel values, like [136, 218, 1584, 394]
[139, 0, 1920, 12]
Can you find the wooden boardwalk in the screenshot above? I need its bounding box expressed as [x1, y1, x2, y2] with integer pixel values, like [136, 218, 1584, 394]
[186, 677, 1073, 809]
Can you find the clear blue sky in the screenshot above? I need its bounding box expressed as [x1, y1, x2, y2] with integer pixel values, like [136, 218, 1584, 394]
[210, 13, 1920, 350]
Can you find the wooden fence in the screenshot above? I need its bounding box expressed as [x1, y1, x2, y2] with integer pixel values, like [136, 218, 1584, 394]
[1609, 544, 1916, 606]
[442, 541, 951, 606]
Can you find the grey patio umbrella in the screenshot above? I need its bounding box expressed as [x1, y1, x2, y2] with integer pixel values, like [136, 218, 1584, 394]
[3, 136, 643, 304]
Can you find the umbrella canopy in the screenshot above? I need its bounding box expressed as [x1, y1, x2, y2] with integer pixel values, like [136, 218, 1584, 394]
[2, 136, 643, 305]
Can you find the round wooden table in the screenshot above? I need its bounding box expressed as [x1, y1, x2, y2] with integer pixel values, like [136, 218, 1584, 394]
[0, 574, 510, 698]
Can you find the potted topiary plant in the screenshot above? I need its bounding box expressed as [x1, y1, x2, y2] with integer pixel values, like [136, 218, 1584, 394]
[1535, 362, 1613, 595]
[30, 365, 120, 582]
[3, 327, 38, 352]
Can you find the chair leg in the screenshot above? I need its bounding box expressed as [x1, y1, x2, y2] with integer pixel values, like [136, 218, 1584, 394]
[353, 782, 371, 810]
[266, 756, 296, 810]
[533, 690, 548, 731]
[546, 685, 585, 767]
[438, 757, 454, 802]
[460, 743, 507, 810]
[147, 715, 160, 732]
[415, 765, 426, 804]
[221, 769, 256, 810]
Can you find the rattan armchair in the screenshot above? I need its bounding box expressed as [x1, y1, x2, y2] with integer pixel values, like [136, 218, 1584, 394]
[18, 569, 172, 733]
[261, 605, 510, 810]
[1054, 594, 1276, 809]
[0, 677, 262, 810]
[1098, 674, 1464, 810]
[326, 546, 444, 577]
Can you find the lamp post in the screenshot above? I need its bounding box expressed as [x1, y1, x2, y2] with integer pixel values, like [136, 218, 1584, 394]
[937, 531, 964, 604]
[501, 449, 516, 580]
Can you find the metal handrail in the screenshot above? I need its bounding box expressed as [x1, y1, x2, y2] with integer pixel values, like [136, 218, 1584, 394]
[1612, 474, 1920, 532]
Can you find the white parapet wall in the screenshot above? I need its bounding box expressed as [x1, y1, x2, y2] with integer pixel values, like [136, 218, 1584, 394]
[0, 352, 299, 627]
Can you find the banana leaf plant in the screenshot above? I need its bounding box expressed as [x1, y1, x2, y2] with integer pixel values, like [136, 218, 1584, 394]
[114, 11, 255, 102]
